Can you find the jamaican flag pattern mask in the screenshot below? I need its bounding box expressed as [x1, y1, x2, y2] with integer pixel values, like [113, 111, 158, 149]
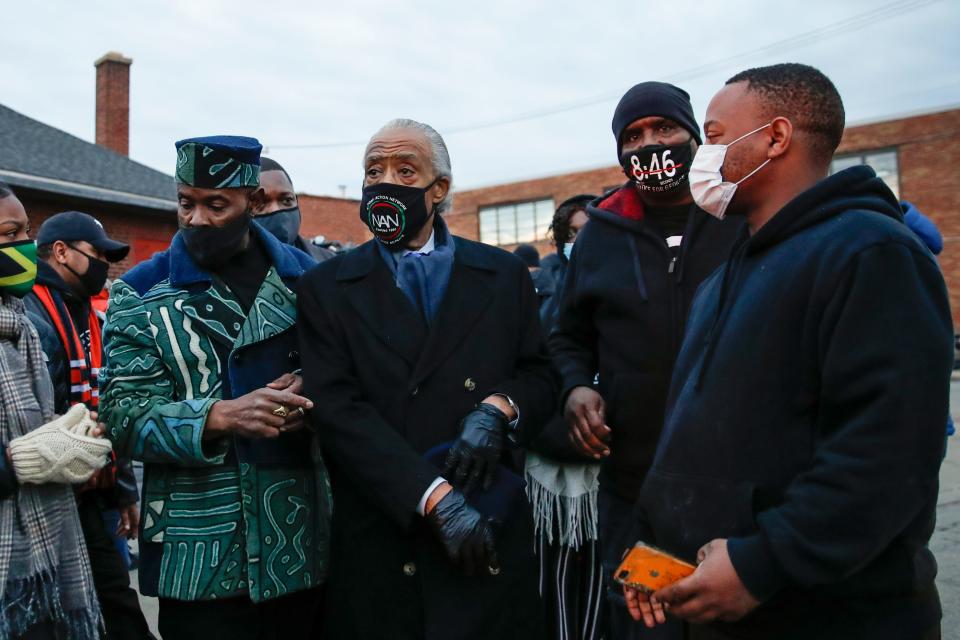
[0, 239, 38, 298]
[176, 142, 260, 189]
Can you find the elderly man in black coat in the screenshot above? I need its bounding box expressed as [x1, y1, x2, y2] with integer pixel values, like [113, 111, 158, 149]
[297, 118, 556, 640]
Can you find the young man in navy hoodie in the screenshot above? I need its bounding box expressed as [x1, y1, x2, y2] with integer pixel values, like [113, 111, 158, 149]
[625, 63, 952, 640]
[549, 82, 742, 638]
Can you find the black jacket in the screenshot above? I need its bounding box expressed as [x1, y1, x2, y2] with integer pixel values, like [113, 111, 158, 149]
[297, 235, 555, 640]
[23, 263, 138, 507]
[23, 262, 82, 413]
[537, 251, 565, 335]
[639, 166, 953, 638]
[549, 184, 742, 499]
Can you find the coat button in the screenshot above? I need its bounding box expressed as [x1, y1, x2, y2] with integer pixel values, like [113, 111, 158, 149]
[288, 350, 299, 362]
[464, 378, 476, 392]
[232, 353, 241, 363]
[402, 562, 417, 577]
[411, 386, 420, 397]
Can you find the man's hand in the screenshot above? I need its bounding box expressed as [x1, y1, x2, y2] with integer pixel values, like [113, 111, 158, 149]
[653, 539, 761, 624]
[564, 386, 610, 459]
[204, 384, 313, 441]
[624, 587, 668, 628]
[266, 373, 308, 433]
[443, 403, 509, 495]
[117, 503, 140, 540]
[426, 489, 499, 577]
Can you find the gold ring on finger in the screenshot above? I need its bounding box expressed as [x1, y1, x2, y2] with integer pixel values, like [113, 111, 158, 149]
[273, 404, 289, 418]
[295, 406, 306, 417]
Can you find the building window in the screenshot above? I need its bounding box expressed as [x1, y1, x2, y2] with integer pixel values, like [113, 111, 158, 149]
[830, 149, 899, 199]
[479, 198, 555, 245]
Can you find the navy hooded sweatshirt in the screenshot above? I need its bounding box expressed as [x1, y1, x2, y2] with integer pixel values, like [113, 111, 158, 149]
[638, 166, 953, 639]
[549, 183, 742, 500]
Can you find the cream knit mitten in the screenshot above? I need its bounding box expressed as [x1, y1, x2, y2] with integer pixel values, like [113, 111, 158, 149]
[8, 404, 113, 485]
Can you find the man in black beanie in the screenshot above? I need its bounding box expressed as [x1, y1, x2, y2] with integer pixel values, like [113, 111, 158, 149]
[549, 82, 742, 638]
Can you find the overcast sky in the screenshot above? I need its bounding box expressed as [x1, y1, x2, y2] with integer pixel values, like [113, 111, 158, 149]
[2, 0, 958, 199]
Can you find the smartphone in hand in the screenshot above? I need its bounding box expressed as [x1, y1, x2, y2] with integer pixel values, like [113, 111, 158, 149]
[614, 542, 696, 594]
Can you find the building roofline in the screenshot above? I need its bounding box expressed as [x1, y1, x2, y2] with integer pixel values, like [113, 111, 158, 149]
[454, 160, 622, 194]
[296, 191, 360, 203]
[846, 102, 960, 128]
[0, 102, 176, 200]
[0, 169, 176, 212]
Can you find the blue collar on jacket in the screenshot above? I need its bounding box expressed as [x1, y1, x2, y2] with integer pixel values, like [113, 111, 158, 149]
[168, 221, 311, 288]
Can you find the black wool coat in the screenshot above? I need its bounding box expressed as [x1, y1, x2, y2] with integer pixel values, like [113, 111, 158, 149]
[297, 235, 556, 640]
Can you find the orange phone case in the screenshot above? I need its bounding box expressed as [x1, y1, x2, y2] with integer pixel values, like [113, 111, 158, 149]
[613, 543, 696, 594]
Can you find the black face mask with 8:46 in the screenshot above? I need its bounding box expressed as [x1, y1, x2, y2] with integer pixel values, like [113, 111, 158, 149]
[620, 141, 693, 193]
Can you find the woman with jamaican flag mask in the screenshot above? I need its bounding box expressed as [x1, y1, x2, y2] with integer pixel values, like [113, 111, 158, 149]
[0, 181, 112, 639]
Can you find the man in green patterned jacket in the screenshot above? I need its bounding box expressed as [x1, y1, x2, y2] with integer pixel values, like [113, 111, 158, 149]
[99, 135, 331, 639]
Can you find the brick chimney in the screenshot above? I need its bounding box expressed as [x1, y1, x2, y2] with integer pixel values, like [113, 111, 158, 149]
[94, 52, 133, 156]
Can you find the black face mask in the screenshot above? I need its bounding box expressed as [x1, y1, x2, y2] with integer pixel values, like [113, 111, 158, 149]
[255, 206, 302, 246]
[180, 214, 251, 270]
[64, 245, 110, 297]
[359, 178, 438, 248]
[620, 140, 693, 193]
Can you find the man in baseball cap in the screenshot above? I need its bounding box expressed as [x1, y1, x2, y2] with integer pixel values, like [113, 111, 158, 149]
[36, 210, 130, 265]
[28, 210, 129, 409]
[23, 212, 151, 639]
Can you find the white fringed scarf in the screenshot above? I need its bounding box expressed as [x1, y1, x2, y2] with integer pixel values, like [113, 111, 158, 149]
[525, 452, 601, 550]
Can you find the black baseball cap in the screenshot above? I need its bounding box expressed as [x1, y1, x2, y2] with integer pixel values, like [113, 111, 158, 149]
[36, 211, 130, 263]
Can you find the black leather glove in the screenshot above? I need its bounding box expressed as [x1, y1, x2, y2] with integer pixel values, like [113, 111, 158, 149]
[426, 489, 499, 576]
[444, 402, 509, 494]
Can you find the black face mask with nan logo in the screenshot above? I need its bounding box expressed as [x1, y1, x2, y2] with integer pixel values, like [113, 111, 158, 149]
[360, 178, 438, 248]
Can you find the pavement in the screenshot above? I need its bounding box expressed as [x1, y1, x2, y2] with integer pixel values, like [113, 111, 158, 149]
[127, 381, 960, 638]
[931, 378, 960, 638]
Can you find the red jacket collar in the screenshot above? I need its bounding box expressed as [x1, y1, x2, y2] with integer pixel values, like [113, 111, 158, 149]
[597, 185, 645, 222]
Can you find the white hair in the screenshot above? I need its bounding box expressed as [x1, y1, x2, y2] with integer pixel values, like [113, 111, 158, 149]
[368, 118, 454, 214]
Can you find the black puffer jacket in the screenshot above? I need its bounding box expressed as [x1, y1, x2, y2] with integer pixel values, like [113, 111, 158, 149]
[549, 184, 742, 499]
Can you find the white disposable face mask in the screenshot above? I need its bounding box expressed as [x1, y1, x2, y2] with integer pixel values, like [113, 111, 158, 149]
[689, 122, 772, 220]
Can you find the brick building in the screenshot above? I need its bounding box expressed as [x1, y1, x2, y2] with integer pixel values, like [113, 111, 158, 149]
[436, 106, 960, 324]
[0, 52, 177, 278]
[833, 107, 960, 325]
[298, 193, 368, 247]
[446, 165, 625, 256]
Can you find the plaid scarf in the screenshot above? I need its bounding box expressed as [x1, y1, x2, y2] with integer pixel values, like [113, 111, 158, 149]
[0, 295, 101, 639]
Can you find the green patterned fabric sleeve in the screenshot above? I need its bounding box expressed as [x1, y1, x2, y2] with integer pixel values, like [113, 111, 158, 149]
[100, 280, 228, 466]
